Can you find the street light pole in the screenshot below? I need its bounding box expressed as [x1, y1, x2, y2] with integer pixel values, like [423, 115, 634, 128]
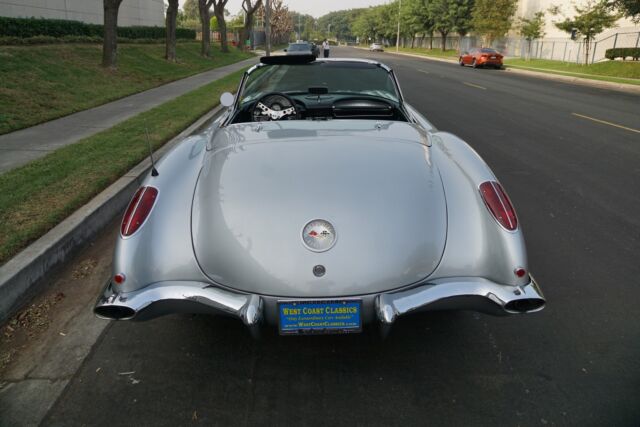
[396, 0, 401, 52]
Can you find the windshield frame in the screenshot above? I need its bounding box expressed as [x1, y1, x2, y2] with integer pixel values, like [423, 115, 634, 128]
[221, 58, 407, 127]
[236, 59, 404, 107]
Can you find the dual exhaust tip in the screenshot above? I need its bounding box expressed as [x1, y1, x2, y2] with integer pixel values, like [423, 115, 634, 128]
[504, 298, 545, 313]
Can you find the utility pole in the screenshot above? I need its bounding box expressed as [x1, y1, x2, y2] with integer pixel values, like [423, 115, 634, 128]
[396, 0, 401, 52]
[265, 0, 271, 56]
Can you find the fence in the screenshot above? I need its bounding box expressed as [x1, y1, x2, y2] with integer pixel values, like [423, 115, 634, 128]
[397, 31, 640, 64]
[504, 31, 640, 64]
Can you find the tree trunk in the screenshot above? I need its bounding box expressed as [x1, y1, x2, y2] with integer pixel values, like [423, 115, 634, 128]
[440, 30, 448, 52]
[215, 9, 228, 52]
[584, 38, 590, 65]
[165, 0, 178, 62]
[411, 34, 415, 49]
[102, 0, 123, 69]
[198, 0, 212, 57]
[429, 30, 434, 50]
[200, 12, 211, 57]
[239, 14, 254, 51]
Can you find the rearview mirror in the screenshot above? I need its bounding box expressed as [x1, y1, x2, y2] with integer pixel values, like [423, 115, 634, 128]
[220, 92, 234, 107]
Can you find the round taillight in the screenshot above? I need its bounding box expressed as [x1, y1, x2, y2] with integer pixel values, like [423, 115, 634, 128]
[479, 181, 518, 231]
[514, 267, 527, 278]
[121, 186, 158, 237]
[113, 273, 126, 284]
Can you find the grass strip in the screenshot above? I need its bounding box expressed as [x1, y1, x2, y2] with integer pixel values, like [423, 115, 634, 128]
[0, 68, 247, 265]
[0, 42, 253, 134]
[504, 59, 640, 86]
[394, 47, 459, 59]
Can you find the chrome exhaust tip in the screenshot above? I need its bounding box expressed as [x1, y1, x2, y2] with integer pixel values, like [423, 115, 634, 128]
[94, 305, 136, 320]
[504, 297, 545, 313]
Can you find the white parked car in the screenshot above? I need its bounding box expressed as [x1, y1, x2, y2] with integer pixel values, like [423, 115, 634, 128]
[369, 43, 384, 52]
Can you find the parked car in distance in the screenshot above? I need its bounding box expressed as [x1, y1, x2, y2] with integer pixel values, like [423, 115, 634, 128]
[369, 43, 384, 52]
[459, 48, 503, 69]
[285, 42, 315, 57]
[310, 42, 320, 57]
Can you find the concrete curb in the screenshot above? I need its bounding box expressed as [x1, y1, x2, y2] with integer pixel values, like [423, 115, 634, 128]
[0, 105, 224, 322]
[357, 47, 640, 94]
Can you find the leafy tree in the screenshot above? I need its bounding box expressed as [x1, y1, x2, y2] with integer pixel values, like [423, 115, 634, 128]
[471, 0, 518, 46]
[270, 0, 293, 44]
[183, 0, 199, 21]
[517, 11, 545, 60]
[102, 0, 123, 68]
[290, 12, 315, 40]
[428, 0, 474, 51]
[166, 0, 179, 62]
[352, 7, 382, 42]
[317, 9, 364, 41]
[554, 0, 620, 64]
[608, 0, 640, 23]
[401, 0, 430, 48]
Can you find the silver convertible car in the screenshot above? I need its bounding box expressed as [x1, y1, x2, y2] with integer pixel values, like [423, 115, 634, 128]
[95, 55, 545, 336]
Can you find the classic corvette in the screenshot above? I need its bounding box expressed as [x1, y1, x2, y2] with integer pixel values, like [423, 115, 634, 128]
[94, 55, 545, 336]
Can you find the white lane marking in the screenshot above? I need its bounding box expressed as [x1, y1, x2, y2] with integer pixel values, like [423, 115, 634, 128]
[572, 113, 640, 134]
[417, 69, 430, 74]
[463, 82, 487, 90]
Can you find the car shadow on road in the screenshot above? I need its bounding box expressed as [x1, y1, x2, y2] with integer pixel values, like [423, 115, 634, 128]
[43, 311, 549, 426]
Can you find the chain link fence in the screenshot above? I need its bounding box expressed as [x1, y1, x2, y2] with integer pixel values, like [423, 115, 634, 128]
[398, 31, 640, 64]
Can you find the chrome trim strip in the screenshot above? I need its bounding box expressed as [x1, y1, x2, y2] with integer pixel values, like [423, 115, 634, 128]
[94, 281, 263, 326]
[95, 276, 544, 331]
[375, 276, 545, 324]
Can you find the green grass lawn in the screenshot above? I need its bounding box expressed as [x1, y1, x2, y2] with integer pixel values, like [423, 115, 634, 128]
[504, 58, 640, 85]
[396, 47, 459, 59]
[0, 42, 253, 134]
[0, 68, 247, 265]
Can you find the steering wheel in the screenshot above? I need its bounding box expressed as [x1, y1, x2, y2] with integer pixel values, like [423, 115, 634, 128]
[252, 93, 300, 122]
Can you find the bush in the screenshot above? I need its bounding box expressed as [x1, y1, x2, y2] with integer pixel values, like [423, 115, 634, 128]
[605, 47, 640, 61]
[0, 16, 195, 40]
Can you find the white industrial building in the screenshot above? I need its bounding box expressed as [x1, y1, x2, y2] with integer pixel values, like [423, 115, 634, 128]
[515, 0, 639, 39]
[0, 0, 165, 27]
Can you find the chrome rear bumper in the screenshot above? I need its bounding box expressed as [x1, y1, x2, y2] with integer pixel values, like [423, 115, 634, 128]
[94, 276, 545, 332]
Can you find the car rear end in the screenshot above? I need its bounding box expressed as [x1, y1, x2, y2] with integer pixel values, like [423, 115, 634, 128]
[477, 49, 503, 68]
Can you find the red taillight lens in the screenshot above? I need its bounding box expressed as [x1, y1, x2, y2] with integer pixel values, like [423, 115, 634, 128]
[479, 181, 518, 231]
[121, 186, 158, 237]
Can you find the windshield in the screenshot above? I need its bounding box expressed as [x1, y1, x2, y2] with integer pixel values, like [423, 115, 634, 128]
[241, 61, 399, 104]
[288, 44, 310, 52]
[481, 48, 498, 53]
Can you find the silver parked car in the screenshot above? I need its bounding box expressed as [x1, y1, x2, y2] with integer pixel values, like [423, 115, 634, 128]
[369, 43, 384, 52]
[95, 55, 545, 336]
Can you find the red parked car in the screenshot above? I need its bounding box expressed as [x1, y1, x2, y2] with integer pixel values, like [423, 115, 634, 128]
[459, 47, 503, 69]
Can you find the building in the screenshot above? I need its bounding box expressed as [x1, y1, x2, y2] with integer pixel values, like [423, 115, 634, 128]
[515, 0, 639, 39]
[0, 0, 165, 27]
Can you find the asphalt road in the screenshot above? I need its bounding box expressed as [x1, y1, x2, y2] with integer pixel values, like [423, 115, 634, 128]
[42, 47, 640, 426]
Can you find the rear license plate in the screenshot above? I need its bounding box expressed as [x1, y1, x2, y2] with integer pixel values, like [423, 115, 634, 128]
[278, 300, 362, 335]
[490, 56, 497, 59]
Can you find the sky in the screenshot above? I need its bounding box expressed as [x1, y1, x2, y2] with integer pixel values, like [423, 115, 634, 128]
[177, 0, 389, 18]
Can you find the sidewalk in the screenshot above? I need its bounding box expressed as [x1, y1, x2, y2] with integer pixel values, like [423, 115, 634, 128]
[0, 56, 257, 175]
